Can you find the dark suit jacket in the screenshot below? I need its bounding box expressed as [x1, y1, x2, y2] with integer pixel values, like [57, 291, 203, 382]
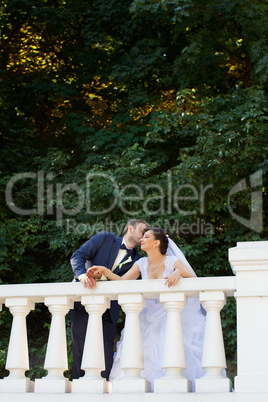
[70, 231, 141, 323]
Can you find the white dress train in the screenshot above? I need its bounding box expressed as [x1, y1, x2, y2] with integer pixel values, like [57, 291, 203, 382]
[109, 254, 206, 392]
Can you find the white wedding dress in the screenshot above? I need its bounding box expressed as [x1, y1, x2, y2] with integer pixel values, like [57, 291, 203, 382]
[109, 253, 206, 392]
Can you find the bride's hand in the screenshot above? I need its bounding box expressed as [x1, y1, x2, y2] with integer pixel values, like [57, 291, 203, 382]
[87, 266, 108, 279]
[164, 269, 181, 287]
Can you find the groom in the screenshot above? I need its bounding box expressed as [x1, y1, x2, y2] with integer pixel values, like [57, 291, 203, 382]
[70, 218, 149, 380]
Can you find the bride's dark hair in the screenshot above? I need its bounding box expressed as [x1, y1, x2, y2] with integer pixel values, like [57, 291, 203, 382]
[144, 227, 170, 255]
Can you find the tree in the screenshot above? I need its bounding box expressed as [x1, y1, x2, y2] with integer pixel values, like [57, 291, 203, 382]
[0, 0, 267, 380]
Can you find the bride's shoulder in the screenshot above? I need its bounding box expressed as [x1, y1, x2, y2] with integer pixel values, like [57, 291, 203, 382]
[136, 256, 148, 266]
[165, 254, 179, 266]
[136, 257, 148, 273]
[166, 254, 177, 262]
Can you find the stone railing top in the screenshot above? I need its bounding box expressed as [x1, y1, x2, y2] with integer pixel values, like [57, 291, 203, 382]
[229, 241, 268, 274]
[0, 276, 236, 305]
[234, 241, 268, 248]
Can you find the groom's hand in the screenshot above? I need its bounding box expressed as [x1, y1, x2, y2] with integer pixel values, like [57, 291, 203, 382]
[80, 275, 97, 289]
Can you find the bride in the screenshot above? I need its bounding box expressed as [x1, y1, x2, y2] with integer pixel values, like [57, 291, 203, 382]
[87, 227, 206, 391]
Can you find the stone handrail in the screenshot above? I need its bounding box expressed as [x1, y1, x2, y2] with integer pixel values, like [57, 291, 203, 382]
[0, 240, 267, 397]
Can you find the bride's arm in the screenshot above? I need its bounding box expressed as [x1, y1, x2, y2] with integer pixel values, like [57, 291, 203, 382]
[164, 259, 195, 287]
[87, 263, 140, 281]
[174, 259, 195, 278]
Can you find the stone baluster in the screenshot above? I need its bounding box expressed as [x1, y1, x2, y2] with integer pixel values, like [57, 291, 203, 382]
[0, 297, 34, 392]
[229, 241, 268, 392]
[154, 293, 190, 393]
[195, 291, 231, 392]
[112, 294, 149, 393]
[72, 295, 109, 393]
[35, 296, 73, 393]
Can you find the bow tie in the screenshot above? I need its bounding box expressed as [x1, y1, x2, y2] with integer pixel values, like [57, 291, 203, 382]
[120, 243, 134, 256]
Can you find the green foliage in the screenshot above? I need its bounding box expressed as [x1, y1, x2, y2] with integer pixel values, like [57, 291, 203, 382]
[0, 307, 12, 378]
[0, 0, 267, 381]
[222, 298, 237, 382]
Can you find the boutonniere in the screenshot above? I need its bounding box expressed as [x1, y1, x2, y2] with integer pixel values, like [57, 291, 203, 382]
[117, 256, 132, 270]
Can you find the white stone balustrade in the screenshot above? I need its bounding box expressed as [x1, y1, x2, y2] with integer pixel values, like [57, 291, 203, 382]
[154, 292, 190, 393]
[195, 291, 232, 392]
[0, 241, 267, 402]
[112, 293, 148, 393]
[72, 295, 109, 393]
[35, 296, 73, 393]
[0, 297, 34, 393]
